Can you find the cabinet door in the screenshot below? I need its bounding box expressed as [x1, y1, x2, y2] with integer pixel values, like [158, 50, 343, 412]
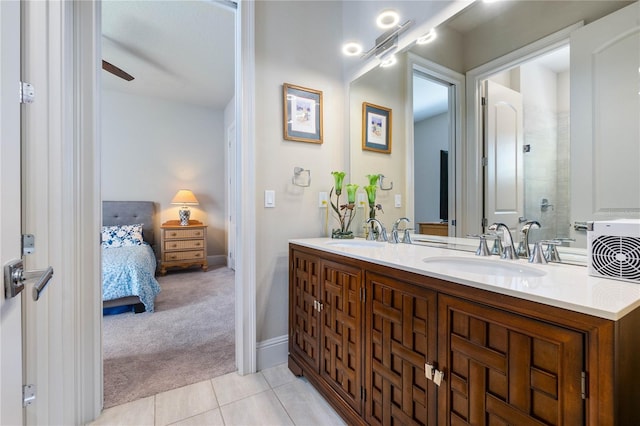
[320, 259, 363, 414]
[365, 272, 438, 426]
[438, 294, 584, 425]
[290, 250, 321, 371]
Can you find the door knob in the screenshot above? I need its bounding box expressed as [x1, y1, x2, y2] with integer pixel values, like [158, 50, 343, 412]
[4, 259, 54, 300]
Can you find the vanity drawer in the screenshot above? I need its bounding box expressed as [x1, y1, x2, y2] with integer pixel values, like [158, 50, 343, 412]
[164, 228, 205, 239]
[164, 239, 204, 251]
[163, 250, 205, 262]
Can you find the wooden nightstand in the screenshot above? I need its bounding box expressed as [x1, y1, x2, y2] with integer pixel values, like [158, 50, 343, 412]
[159, 220, 208, 275]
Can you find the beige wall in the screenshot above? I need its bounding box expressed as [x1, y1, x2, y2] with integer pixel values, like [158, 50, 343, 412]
[101, 90, 227, 263]
[254, 1, 346, 343]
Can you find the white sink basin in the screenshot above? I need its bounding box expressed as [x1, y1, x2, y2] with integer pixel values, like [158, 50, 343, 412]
[422, 256, 546, 278]
[325, 240, 385, 248]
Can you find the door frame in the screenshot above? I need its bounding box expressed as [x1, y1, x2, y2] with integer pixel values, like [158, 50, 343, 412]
[465, 22, 582, 237]
[406, 53, 464, 237]
[76, 0, 256, 419]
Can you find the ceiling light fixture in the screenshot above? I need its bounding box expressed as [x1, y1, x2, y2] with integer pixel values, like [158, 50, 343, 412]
[342, 42, 363, 57]
[416, 29, 437, 45]
[379, 55, 397, 68]
[376, 10, 400, 29]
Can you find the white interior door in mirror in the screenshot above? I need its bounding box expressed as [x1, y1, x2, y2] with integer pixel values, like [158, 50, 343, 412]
[484, 80, 524, 232]
[570, 1, 640, 244]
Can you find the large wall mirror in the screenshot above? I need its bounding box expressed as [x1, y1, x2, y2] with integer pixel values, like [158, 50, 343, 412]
[348, 0, 639, 259]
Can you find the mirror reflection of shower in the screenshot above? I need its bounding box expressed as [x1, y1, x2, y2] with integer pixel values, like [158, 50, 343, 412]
[485, 45, 570, 242]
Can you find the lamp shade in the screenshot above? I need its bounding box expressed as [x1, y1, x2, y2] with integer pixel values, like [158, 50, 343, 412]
[171, 189, 199, 205]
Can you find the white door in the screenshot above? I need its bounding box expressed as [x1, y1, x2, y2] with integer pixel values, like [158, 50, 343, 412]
[484, 80, 524, 232]
[0, 1, 24, 424]
[570, 1, 640, 245]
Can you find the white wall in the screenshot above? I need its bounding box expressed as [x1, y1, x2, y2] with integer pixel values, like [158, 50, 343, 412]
[414, 112, 449, 223]
[254, 1, 346, 361]
[101, 90, 227, 264]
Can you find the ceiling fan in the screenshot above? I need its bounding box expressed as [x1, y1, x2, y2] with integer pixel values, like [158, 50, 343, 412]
[102, 60, 134, 81]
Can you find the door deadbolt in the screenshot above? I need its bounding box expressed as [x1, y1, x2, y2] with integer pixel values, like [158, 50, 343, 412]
[4, 259, 54, 300]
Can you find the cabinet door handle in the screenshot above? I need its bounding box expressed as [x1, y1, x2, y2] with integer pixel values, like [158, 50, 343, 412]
[170, 232, 177, 236]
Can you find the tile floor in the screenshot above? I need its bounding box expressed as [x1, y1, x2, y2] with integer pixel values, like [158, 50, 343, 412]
[88, 363, 346, 426]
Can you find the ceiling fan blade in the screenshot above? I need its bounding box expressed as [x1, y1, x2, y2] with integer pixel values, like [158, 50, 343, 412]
[102, 60, 134, 81]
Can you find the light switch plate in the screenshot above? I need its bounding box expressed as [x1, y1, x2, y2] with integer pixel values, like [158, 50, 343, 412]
[319, 191, 328, 208]
[265, 190, 275, 208]
[395, 194, 402, 207]
[357, 193, 366, 208]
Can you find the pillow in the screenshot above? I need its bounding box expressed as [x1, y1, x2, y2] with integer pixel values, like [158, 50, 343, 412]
[101, 224, 144, 248]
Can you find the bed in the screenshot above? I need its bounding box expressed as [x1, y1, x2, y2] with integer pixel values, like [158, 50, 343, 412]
[102, 201, 161, 313]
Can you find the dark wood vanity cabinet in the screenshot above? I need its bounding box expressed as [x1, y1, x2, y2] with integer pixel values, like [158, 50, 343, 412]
[289, 249, 364, 417]
[438, 294, 584, 425]
[365, 271, 438, 426]
[289, 244, 640, 426]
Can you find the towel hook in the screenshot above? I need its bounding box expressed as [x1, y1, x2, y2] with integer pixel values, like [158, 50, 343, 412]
[379, 174, 393, 191]
[292, 167, 311, 187]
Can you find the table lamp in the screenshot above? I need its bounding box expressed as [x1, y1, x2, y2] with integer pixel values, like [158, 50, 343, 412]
[171, 189, 199, 226]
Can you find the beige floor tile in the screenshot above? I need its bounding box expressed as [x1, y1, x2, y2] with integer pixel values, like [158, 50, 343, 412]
[169, 408, 224, 426]
[155, 380, 218, 426]
[261, 363, 298, 389]
[88, 396, 155, 426]
[274, 378, 346, 426]
[219, 390, 294, 425]
[212, 371, 270, 406]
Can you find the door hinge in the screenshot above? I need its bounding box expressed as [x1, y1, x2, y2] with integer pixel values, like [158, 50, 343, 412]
[360, 287, 366, 302]
[581, 371, 587, 399]
[19, 81, 35, 104]
[361, 387, 366, 401]
[451, 219, 456, 226]
[481, 96, 486, 106]
[23, 384, 36, 407]
[482, 218, 488, 227]
[481, 156, 488, 167]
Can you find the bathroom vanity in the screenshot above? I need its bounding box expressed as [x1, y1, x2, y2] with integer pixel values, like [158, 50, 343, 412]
[288, 238, 640, 426]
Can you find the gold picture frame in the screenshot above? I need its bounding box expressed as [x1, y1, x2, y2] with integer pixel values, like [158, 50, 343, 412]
[283, 83, 323, 144]
[362, 102, 392, 154]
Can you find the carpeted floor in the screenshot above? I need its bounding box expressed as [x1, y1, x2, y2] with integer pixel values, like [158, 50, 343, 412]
[102, 266, 235, 408]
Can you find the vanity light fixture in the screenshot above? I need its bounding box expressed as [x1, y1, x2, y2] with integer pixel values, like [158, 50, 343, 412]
[416, 28, 437, 45]
[376, 9, 400, 29]
[342, 42, 363, 57]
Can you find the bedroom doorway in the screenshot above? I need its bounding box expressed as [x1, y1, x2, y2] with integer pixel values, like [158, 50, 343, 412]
[100, 0, 239, 408]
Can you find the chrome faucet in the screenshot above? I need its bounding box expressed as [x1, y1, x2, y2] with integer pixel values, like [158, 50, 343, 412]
[516, 220, 541, 259]
[487, 223, 517, 259]
[366, 218, 387, 242]
[390, 217, 411, 244]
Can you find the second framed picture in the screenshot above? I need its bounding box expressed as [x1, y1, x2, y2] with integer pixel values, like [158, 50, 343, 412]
[362, 102, 392, 154]
[283, 83, 323, 144]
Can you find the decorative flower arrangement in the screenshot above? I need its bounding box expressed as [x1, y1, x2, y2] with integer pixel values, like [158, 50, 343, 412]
[364, 174, 384, 220]
[330, 171, 357, 239]
[329, 171, 384, 239]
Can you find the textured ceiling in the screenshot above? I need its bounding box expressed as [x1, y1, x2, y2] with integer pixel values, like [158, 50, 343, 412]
[101, 0, 235, 109]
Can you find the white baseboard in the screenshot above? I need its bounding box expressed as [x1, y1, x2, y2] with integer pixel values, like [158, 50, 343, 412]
[256, 334, 288, 370]
[208, 255, 227, 267]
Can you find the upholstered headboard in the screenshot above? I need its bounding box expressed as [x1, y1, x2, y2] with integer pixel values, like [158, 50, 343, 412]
[102, 201, 156, 249]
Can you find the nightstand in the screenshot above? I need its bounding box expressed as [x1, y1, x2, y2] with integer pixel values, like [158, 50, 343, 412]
[159, 220, 208, 275]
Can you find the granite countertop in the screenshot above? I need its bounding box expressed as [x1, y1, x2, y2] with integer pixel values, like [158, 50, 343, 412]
[290, 237, 640, 321]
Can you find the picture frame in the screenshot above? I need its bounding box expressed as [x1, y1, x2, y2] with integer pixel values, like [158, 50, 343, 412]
[283, 83, 323, 144]
[362, 102, 392, 154]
